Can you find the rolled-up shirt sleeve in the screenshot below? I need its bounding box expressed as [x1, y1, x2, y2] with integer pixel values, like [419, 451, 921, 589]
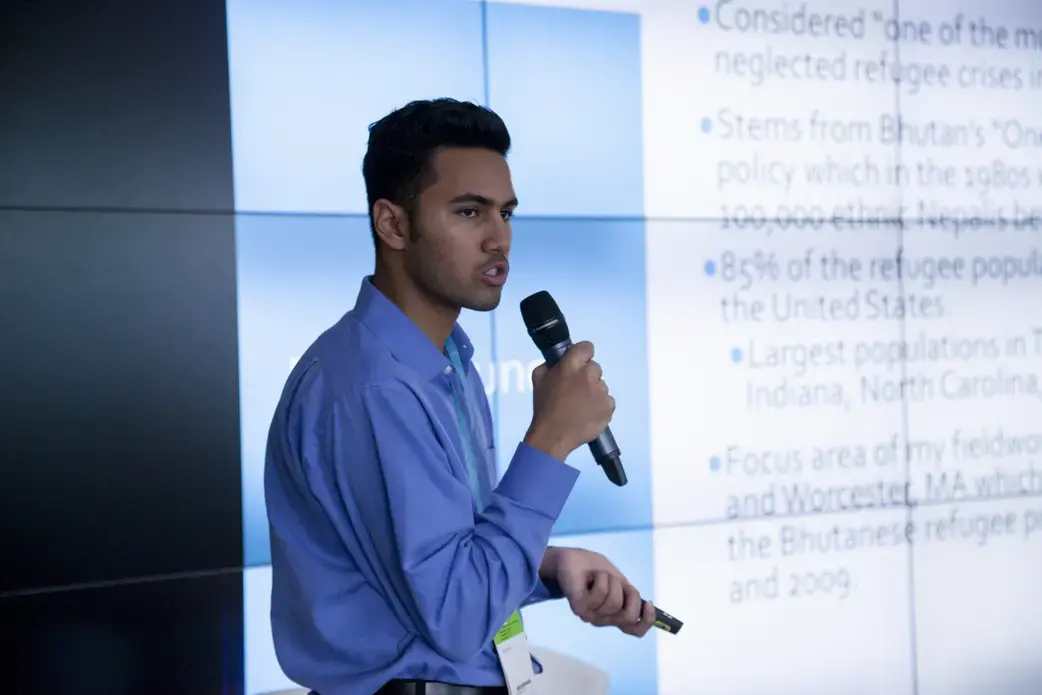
[336, 380, 579, 663]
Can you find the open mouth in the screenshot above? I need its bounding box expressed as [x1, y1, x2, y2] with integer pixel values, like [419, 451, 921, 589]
[482, 262, 509, 285]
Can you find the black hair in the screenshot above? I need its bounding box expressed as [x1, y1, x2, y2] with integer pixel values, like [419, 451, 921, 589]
[362, 98, 511, 251]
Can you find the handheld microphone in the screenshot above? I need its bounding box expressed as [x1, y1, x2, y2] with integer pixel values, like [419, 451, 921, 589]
[541, 578, 683, 635]
[520, 290, 627, 487]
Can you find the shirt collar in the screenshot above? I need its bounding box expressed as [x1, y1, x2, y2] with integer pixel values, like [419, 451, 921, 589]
[352, 276, 475, 381]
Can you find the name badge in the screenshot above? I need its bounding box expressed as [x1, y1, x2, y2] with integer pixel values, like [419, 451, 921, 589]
[493, 611, 537, 695]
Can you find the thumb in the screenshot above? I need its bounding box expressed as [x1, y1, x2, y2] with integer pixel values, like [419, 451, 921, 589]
[531, 363, 549, 388]
[560, 340, 594, 371]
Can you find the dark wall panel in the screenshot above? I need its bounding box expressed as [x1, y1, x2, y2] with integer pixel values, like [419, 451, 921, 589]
[0, 571, 244, 695]
[0, 0, 235, 212]
[0, 210, 242, 593]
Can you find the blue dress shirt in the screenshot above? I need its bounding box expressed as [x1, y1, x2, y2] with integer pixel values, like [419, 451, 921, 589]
[264, 277, 580, 695]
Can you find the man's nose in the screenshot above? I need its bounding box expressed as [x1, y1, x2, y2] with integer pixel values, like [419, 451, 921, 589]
[484, 216, 511, 253]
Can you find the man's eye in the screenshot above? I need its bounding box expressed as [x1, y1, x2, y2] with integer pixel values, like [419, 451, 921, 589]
[458, 208, 479, 218]
[501, 209, 514, 221]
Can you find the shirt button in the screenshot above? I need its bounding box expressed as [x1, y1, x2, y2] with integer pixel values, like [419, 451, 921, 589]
[444, 365, 453, 374]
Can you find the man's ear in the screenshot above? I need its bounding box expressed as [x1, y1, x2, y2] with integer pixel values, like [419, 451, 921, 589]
[372, 199, 410, 251]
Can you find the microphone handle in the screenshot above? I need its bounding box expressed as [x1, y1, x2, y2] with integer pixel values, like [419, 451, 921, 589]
[540, 339, 627, 487]
[541, 578, 683, 635]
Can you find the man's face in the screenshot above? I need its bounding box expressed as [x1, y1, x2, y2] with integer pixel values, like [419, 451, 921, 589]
[405, 147, 516, 312]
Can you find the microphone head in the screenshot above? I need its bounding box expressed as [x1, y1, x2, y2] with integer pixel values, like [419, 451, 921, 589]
[520, 290, 571, 350]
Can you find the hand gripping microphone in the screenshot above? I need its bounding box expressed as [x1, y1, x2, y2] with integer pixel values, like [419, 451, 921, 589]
[522, 290, 684, 636]
[520, 290, 627, 487]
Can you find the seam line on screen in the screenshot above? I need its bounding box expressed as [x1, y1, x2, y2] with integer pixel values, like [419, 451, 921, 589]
[314, 489, 1042, 542]
[19, 484, 1034, 593]
[0, 566, 243, 600]
[1, 205, 1022, 229]
[892, 0, 920, 691]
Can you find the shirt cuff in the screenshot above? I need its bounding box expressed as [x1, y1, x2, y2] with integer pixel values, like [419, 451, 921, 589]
[526, 578, 565, 604]
[496, 442, 580, 519]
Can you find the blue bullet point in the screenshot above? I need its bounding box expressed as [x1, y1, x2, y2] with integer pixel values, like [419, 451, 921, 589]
[701, 117, 712, 133]
[731, 347, 743, 363]
[710, 456, 721, 472]
[698, 6, 710, 23]
[704, 259, 716, 276]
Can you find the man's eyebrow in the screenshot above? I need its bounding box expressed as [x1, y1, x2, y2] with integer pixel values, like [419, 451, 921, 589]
[449, 194, 519, 208]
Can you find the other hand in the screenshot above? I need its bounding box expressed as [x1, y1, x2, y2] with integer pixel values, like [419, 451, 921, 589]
[525, 341, 615, 461]
[546, 547, 655, 638]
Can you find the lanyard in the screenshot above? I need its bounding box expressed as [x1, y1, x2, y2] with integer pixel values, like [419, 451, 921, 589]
[447, 339, 532, 662]
[445, 337, 485, 509]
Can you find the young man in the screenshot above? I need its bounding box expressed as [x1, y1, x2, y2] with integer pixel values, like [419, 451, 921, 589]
[265, 98, 655, 695]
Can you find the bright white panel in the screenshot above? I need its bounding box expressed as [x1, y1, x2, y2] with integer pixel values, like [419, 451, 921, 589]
[639, 0, 902, 220]
[653, 515, 916, 695]
[900, 220, 1042, 498]
[645, 219, 907, 527]
[896, 0, 1042, 224]
[912, 497, 1042, 695]
[900, 213, 1042, 693]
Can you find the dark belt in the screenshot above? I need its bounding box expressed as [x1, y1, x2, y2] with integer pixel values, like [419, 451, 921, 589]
[375, 679, 509, 695]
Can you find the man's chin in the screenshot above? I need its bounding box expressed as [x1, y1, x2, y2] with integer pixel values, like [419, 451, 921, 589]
[463, 288, 504, 313]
